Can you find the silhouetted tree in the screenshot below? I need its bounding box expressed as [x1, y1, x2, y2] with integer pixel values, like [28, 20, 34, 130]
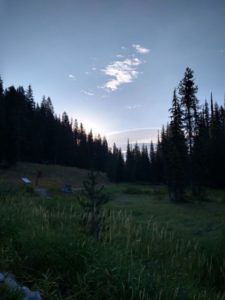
[0, 78, 113, 172]
[78, 171, 110, 239]
[166, 90, 188, 201]
[125, 141, 135, 182]
[0, 77, 5, 165]
[178, 67, 199, 153]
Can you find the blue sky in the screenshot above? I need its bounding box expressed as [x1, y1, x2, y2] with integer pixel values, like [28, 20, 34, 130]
[1, 0, 225, 147]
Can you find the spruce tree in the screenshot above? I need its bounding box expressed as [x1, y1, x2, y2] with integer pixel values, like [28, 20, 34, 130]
[149, 141, 156, 183]
[0, 77, 5, 164]
[125, 140, 135, 182]
[78, 170, 110, 239]
[154, 136, 164, 184]
[167, 90, 188, 201]
[139, 145, 150, 182]
[192, 110, 209, 196]
[208, 101, 225, 187]
[178, 67, 199, 153]
[4, 86, 21, 165]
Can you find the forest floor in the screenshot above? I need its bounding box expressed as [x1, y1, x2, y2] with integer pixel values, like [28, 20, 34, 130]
[0, 163, 225, 299]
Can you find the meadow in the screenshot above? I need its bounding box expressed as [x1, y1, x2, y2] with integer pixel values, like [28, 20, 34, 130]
[0, 164, 225, 299]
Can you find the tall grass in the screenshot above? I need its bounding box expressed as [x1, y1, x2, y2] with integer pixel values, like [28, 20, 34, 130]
[0, 193, 224, 299]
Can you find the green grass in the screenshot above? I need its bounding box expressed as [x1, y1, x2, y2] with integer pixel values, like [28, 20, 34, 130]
[107, 183, 225, 242]
[0, 167, 225, 299]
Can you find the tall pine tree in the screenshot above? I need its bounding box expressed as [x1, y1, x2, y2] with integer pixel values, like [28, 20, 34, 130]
[167, 90, 188, 201]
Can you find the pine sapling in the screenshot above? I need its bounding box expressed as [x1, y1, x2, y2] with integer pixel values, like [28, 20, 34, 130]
[78, 171, 110, 239]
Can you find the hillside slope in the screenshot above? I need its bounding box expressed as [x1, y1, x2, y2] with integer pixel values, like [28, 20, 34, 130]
[0, 162, 108, 189]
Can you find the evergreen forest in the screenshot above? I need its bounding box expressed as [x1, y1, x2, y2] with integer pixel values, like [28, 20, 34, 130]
[1, 68, 225, 200]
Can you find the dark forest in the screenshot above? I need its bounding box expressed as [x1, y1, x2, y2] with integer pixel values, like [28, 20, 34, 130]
[1, 68, 225, 201]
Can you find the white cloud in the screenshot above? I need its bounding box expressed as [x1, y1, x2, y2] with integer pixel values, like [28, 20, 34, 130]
[92, 67, 97, 71]
[132, 44, 150, 54]
[81, 89, 95, 96]
[126, 104, 142, 110]
[68, 74, 76, 80]
[102, 57, 142, 92]
[116, 54, 124, 58]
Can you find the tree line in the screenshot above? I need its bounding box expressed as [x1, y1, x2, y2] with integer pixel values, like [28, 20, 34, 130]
[0, 78, 109, 171]
[109, 68, 225, 201]
[1, 69, 225, 200]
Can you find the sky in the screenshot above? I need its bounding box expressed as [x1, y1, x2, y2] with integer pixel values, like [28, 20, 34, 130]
[1, 0, 225, 148]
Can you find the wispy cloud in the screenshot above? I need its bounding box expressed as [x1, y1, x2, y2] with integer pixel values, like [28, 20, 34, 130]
[81, 89, 95, 96]
[116, 54, 124, 58]
[102, 57, 142, 92]
[68, 74, 76, 80]
[126, 104, 142, 110]
[106, 128, 160, 148]
[132, 44, 150, 54]
[107, 128, 160, 136]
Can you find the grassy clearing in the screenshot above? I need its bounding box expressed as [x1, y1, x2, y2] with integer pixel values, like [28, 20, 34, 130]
[0, 162, 108, 190]
[107, 184, 225, 243]
[0, 169, 225, 299]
